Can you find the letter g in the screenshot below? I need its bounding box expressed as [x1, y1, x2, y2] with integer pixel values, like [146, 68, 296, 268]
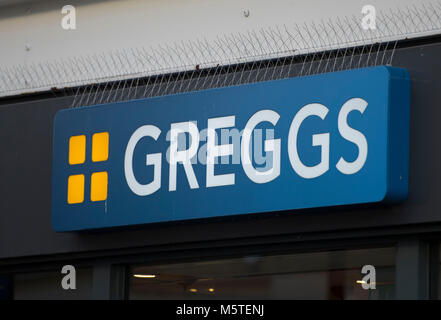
[125, 125, 162, 196]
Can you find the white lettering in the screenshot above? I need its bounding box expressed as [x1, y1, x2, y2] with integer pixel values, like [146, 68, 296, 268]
[207, 116, 235, 187]
[288, 103, 329, 179]
[169, 122, 200, 191]
[124, 125, 162, 196]
[241, 110, 281, 184]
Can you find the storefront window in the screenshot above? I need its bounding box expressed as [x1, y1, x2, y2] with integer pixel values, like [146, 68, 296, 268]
[130, 247, 395, 300]
[438, 246, 441, 299]
[13, 268, 93, 300]
[0, 275, 12, 300]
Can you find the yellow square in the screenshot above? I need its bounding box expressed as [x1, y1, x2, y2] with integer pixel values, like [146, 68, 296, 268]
[69, 135, 86, 165]
[92, 132, 109, 162]
[91, 171, 108, 202]
[67, 174, 84, 204]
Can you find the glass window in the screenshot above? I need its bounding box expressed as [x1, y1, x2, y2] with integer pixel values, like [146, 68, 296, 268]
[13, 268, 93, 300]
[437, 246, 441, 299]
[130, 247, 395, 300]
[0, 275, 12, 300]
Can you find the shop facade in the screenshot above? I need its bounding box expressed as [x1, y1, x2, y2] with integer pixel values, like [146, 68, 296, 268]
[1, 11, 441, 299]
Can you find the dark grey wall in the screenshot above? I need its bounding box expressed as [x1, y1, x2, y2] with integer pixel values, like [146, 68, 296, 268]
[1, 41, 441, 260]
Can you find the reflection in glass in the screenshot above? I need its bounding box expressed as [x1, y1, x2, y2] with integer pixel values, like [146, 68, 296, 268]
[130, 247, 395, 300]
[14, 268, 93, 300]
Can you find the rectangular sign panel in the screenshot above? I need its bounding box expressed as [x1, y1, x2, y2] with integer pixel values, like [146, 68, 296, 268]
[51, 66, 410, 231]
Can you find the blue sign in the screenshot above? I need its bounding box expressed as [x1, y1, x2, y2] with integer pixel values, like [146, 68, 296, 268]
[51, 66, 410, 231]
